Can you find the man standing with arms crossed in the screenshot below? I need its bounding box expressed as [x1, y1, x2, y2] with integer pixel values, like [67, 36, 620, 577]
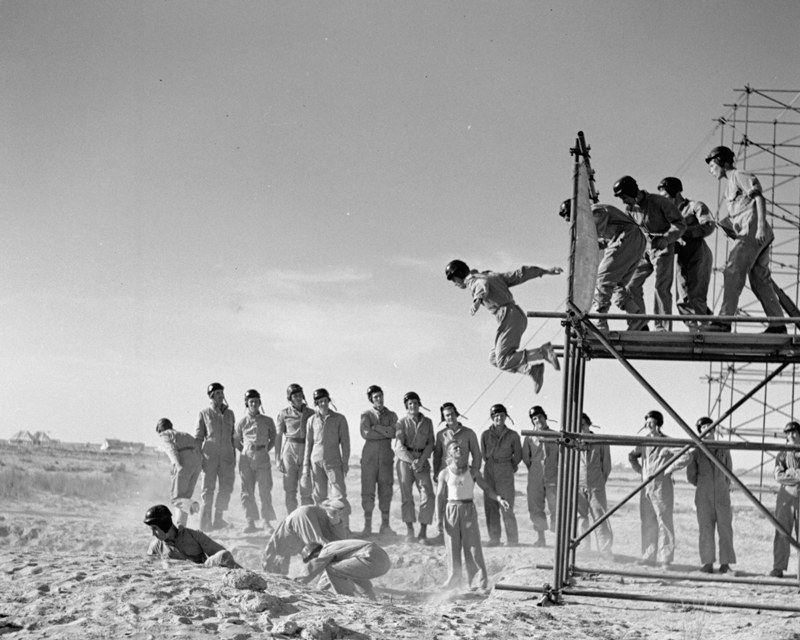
[276, 383, 314, 514]
[523, 405, 558, 547]
[196, 382, 236, 531]
[576, 412, 613, 559]
[770, 421, 800, 577]
[394, 391, 435, 543]
[359, 385, 398, 537]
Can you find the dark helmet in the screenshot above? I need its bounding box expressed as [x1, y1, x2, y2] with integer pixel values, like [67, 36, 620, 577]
[286, 383, 305, 402]
[705, 145, 735, 166]
[207, 382, 224, 397]
[445, 259, 470, 282]
[559, 199, 571, 221]
[366, 385, 383, 401]
[581, 412, 592, 425]
[440, 402, 459, 422]
[645, 410, 664, 426]
[613, 176, 639, 199]
[155, 418, 173, 433]
[657, 177, 683, 197]
[784, 421, 800, 434]
[313, 388, 330, 403]
[696, 416, 714, 432]
[244, 389, 261, 405]
[529, 405, 547, 419]
[301, 542, 324, 563]
[144, 504, 172, 526]
[403, 391, 421, 406]
[490, 403, 508, 417]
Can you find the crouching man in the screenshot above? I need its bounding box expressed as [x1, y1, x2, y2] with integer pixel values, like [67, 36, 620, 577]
[144, 504, 240, 569]
[295, 539, 391, 599]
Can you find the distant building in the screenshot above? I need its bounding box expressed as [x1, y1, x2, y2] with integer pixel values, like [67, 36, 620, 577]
[31, 431, 57, 445]
[101, 439, 145, 453]
[10, 430, 36, 444]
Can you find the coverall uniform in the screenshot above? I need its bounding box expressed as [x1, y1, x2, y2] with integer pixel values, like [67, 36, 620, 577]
[304, 410, 351, 515]
[296, 540, 391, 598]
[522, 429, 558, 532]
[675, 199, 715, 329]
[276, 404, 314, 514]
[394, 413, 435, 527]
[432, 424, 481, 537]
[234, 412, 277, 526]
[480, 425, 522, 544]
[772, 449, 800, 573]
[196, 403, 236, 529]
[158, 428, 202, 526]
[717, 169, 784, 327]
[464, 266, 554, 373]
[591, 204, 646, 330]
[629, 439, 687, 564]
[148, 525, 237, 568]
[262, 504, 347, 575]
[624, 191, 687, 331]
[686, 447, 736, 567]
[438, 466, 489, 590]
[359, 405, 398, 522]
[577, 435, 613, 554]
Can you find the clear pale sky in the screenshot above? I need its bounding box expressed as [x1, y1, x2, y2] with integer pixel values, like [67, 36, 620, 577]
[2, 1, 798, 461]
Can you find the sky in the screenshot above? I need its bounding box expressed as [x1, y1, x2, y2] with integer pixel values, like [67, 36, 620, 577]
[1, 1, 799, 464]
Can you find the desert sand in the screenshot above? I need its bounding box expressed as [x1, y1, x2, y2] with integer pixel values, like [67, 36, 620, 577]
[1, 443, 799, 639]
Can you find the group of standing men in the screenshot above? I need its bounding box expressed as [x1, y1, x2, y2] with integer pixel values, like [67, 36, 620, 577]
[559, 144, 787, 334]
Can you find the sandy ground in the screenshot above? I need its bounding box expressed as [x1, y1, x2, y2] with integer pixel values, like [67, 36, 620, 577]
[2, 444, 800, 639]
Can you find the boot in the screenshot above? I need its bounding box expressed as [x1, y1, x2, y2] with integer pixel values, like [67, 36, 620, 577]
[404, 523, 415, 543]
[243, 520, 259, 534]
[541, 342, 560, 371]
[360, 513, 373, 537]
[534, 530, 546, 548]
[379, 512, 395, 536]
[424, 531, 444, 546]
[699, 563, 713, 574]
[212, 510, 229, 530]
[528, 363, 544, 394]
[417, 523, 428, 542]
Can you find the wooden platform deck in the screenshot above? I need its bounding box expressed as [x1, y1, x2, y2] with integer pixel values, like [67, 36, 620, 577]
[577, 331, 800, 363]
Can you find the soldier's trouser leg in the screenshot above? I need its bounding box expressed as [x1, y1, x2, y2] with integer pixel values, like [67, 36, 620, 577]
[483, 464, 502, 542]
[483, 463, 517, 543]
[215, 457, 236, 512]
[172, 457, 201, 526]
[446, 502, 487, 590]
[695, 490, 717, 565]
[716, 492, 736, 565]
[361, 441, 380, 515]
[283, 442, 310, 514]
[676, 241, 713, 320]
[397, 460, 417, 523]
[416, 469, 435, 525]
[545, 484, 557, 532]
[326, 464, 350, 528]
[201, 455, 220, 526]
[255, 452, 276, 522]
[239, 453, 259, 523]
[721, 236, 783, 325]
[326, 545, 391, 593]
[651, 243, 675, 331]
[626, 253, 653, 325]
[586, 486, 613, 554]
[640, 491, 658, 561]
[376, 443, 394, 515]
[596, 230, 647, 325]
[526, 467, 548, 532]
[576, 489, 592, 550]
[444, 502, 464, 587]
[772, 487, 797, 571]
[490, 306, 528, 372]
[648, 481, 675, 563]
[311, 463, 330, 505]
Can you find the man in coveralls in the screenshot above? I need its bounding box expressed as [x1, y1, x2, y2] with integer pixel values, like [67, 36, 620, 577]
[445, 260, 561, 393]
[234, 389, 277, 534]
[770, 421, 800, 577]
[480, 404, 522, 547]
[523, 405, 558, 547]
[686, 417, 735, 574]
[276, 383, 314, 514]
[303, 388, 351, 528]
[394, 391, 435, 543]
[614, 175, 686, 331]
[296, 539, 391, 599]
[704, 145, 786, 333]
[359, 385, 398, 536]
[576, 412, 613, 558]
[196, 382, 236, 531]
[156, 418, 201, 527]
[657, 177, 716, 332]
[559, 199, 646, 331]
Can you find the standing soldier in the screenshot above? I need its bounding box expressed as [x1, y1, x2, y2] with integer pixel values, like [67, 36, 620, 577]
[613, 175, 687, 331]
[196, 382, 236, 531]
[657, 177, 716, 332]
[523, 406, 558, 547]
[394, 391, 435, 543]
[234, 389, 277, 535]
[445, 260, 561, 393]
[427, 402, 482, 546]
[686, 417, 735, 574]
[480, 404, 522, 547]
[576, 413, 613, 558]
[359, 385, 398, 537]
[155, 418, 202, 527]
[770, 421, 800, 577]
[303, 388, 351, 528]
[559, 199, 646, 332]
[276, 383, 314, 514]
[704, 145, 786, 333]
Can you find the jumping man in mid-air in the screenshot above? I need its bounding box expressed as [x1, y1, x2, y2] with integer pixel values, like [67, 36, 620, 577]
[445, 260, 561, 393]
